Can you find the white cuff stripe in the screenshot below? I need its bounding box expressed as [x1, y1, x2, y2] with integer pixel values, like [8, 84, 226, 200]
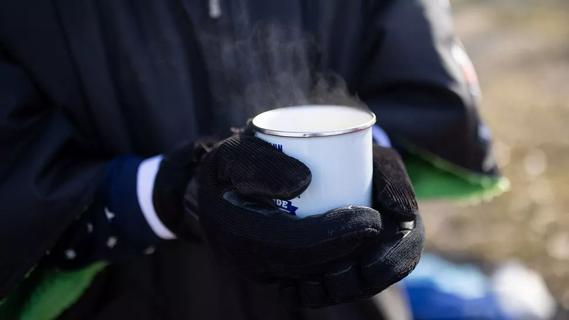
[136, 156, 177, 239]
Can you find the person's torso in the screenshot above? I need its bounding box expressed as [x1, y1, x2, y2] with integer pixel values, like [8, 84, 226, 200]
[0, 0, 380, 156]
[0, 1, 392, 319]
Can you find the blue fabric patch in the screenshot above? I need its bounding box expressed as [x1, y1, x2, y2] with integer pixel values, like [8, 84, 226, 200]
[104, 156, 162, 250]
[273, 199, 298, 215]
[403, 254, 511, 320]
[44, 156, 161, 268]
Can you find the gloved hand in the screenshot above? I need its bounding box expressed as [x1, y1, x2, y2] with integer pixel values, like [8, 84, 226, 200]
[194, 133, 424, 308]
[43, 138, 218, 268]
[151, 139, 216, 240]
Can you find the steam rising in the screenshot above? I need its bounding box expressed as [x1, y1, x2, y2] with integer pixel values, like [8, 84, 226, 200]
[196, 7, 364, 130]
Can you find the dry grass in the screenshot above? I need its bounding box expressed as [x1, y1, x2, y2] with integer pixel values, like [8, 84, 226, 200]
[421, 0, 569, 308]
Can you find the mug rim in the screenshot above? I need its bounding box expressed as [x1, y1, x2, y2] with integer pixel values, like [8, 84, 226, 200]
[251, 105, 376, 138]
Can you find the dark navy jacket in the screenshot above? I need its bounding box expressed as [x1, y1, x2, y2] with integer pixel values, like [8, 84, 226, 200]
[0, 0, 496, 318]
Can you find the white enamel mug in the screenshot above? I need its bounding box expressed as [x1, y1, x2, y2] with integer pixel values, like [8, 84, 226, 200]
[251, 105, 376, 217]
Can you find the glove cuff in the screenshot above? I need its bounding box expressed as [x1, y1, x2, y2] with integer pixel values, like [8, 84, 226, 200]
[137, 155, 177, 239]
[102, 156, 164, 253]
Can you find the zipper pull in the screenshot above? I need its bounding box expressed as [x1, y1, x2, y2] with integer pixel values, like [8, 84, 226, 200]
[208, 0, 222, 18]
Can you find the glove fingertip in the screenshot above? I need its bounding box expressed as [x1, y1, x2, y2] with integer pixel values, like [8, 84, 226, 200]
[359, 219, 424, 294]
[230, 136, 312, 199]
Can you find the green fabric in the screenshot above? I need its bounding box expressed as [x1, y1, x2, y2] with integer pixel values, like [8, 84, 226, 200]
[404, 151, 510, 202]
[0, 262, 107, 320]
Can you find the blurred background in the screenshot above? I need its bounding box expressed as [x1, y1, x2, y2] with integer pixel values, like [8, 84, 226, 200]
[418, 0, 569, 315]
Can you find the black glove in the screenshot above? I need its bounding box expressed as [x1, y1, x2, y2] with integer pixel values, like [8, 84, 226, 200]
[194, 133, 424, 307]
[152, 138, 218, 240]
[283, 146, 424, 307]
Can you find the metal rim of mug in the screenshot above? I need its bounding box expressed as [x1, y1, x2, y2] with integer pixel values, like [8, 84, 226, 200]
[251, 106, 377, 138]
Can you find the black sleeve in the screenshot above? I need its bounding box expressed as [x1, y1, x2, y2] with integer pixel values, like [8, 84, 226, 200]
[0, 56, 107, 297]
[358, 0, 497, 176]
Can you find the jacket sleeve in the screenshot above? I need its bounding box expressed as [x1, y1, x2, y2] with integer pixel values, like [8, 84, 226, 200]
[0, 56, 107, 297]
[359, 0, 508, 200]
